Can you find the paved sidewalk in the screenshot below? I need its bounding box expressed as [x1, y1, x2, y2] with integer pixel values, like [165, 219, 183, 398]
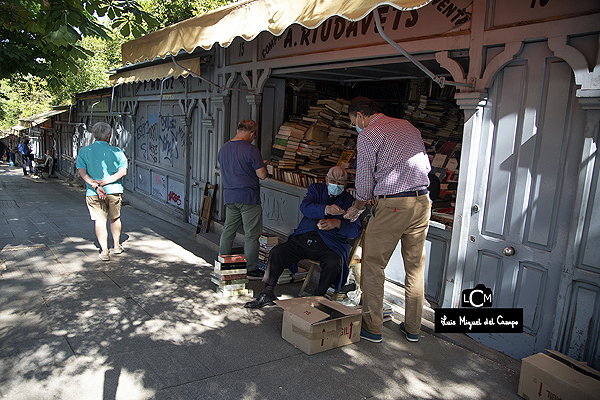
[0, 163, 522, 400]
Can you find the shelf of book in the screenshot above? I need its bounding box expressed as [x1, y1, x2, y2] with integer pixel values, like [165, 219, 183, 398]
[267, 79, 463, 226]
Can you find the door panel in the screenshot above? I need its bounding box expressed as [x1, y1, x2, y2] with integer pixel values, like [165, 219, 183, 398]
[555, 105, 600, 368]
[464, 41, 582, 359]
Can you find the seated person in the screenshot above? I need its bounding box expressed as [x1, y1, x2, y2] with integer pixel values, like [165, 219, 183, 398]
[33, 150, 54, 175]
[245, 166, 362, 309]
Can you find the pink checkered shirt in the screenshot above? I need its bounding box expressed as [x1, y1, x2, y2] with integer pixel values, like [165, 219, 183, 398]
[355, 114, 431, 201]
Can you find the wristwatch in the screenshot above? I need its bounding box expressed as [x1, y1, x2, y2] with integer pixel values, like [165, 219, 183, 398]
[94, 184, 100, 190]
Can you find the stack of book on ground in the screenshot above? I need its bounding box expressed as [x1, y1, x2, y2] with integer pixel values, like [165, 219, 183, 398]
[383, 302, 393, 322]
[325, 287, 347, 302]
[278, 265, 309, 284]
[258, 233, 279, 271]
[212, 255, 252, 297]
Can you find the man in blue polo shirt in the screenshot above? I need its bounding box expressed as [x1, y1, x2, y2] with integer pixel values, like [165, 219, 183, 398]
[76, 122, 128, 261]
[218, 119, 267, 279]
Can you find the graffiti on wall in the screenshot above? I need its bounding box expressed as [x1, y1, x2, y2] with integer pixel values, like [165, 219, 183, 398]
[152, 171, 167, 201]
[261, 189, 301, 235]
[159, 116, 183, 164]
[136, 110, 185, 169]
[167, 179, 185, 209]
[136, 165, 151, 194]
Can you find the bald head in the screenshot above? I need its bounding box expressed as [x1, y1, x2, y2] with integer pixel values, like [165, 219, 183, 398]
[235, 119, 258, 143]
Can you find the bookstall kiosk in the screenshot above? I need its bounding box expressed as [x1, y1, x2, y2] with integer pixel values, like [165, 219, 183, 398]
[100, 0, 600, 367]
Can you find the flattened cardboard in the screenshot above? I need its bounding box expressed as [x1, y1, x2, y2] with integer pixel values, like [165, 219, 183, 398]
[518, 350, 600, 400]
[275, 296, 362, 355]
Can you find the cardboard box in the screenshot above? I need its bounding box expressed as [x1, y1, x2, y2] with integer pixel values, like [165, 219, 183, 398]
[275, 297, 361, 355]
[518, 350, 600, 400]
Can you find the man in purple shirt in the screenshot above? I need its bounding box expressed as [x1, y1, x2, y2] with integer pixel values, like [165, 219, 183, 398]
[344, 97, 431, 344]
[218, 119, 267, 278]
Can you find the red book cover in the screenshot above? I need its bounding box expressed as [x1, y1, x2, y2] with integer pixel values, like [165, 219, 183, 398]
[217, 254, 247, 263]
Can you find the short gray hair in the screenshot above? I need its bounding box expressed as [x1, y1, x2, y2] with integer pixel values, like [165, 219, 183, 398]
[92, 122, 112, 141]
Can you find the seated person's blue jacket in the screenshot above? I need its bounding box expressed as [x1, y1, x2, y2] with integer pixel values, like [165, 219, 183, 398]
[287, 182, 362, 291]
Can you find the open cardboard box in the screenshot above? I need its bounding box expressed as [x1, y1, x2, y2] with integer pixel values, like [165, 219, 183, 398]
[518, 349, 600, 400]
[275, 297, 362, 355]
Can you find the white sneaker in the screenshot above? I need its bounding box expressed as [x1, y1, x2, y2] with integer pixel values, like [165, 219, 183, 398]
[113, 245, 125, 254]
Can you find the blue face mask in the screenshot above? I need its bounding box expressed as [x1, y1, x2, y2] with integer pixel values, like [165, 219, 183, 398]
[328, 183, 344, 196]
[354, 114, 365, 133]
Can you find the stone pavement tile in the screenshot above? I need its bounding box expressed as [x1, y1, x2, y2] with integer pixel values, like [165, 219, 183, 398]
[186, 323, 301, 376]
[0, 354, 157, 400]
[127, 280, 284, 333]
[308, 322, 521, 400]
[107, 344, 214, 391]
[0, 307, 56, 348]
[0, 336, 75, 387]
[0, 277, 52, 310]
[65, 324, 170, 359]
[103, 267, 196, 295]
[153, 355, 365, 400]
[0, 243, 70, 280]
[42, 271, 126, 303]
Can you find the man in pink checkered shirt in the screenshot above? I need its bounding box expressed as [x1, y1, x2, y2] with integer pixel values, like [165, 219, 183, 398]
[344, 97, 431, 344]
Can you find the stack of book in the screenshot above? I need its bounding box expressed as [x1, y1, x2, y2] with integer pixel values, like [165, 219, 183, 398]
[383, 302, 393, 322]
[278, 261, 309, 284]
[404, 96, 463, 142]
[278, 269, 294, 284]
[325, 287, 346, 302]
[258, 233, 279, 271]
[212, 255, 251, 297]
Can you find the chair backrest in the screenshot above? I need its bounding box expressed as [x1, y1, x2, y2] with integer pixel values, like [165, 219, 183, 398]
[347, 219, 367, 267]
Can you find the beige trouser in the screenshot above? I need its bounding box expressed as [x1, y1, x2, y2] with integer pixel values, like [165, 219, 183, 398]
[362, 194, 431, 335]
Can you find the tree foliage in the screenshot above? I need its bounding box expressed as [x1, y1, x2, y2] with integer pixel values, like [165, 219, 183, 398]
[0, 76, 53, 130]
[0, 0, 238, 130]
[141, 0, 234, 32]
[0, 0, 159, 85]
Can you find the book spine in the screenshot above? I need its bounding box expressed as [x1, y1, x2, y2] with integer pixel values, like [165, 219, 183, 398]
[213, 273, 247, 281]
[214, 260, 247, 270]
[216, 288, 251, 297]
[217, 255, 247, 263]
[210, 279, 247, 291]
[210, 276, 249, 285]
[213, 267, 247, 275]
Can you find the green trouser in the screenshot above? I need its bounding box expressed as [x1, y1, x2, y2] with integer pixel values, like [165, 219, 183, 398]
[219, 203, 262, 271]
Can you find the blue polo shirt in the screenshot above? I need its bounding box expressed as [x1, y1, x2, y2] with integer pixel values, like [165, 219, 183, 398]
[76, 141, 128, 196]
[218, 140, 264, 205]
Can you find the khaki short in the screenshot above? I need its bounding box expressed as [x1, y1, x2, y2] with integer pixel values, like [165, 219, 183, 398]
[86, 194, 123, 221]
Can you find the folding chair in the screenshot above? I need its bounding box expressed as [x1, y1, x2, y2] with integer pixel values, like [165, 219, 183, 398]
[196, 182, 218, 234]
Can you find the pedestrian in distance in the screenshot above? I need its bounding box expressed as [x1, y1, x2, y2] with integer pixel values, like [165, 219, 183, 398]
[217, 119, 267, 279]
[18, 138, 33, 175]
[76, 122, 128, 261]
[344, 97, 432, 344]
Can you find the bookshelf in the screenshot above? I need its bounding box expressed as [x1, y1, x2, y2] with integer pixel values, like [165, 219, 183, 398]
[268, 78, 463, 226]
